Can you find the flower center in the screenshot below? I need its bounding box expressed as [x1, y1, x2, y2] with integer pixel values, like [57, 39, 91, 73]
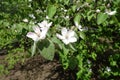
[65, 34, 69, 39]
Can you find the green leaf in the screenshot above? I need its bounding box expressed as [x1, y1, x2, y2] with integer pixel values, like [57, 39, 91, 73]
[38, 39, 55, 60]
[72, 5, 76, 12]
[110, 61, 117, 66]
[47, 5, 56, 19]
[86, 0, 92, 3]
[64, 0, 69, 5]
[69, 44, 76, 51]
[69, 57, 78, 69]
[51, 36, 63, 49]
[74, 14, 81, 24]
[79, 32, 86, 39]
[97, 13, 108, 25]
[91, 52, 97, 60]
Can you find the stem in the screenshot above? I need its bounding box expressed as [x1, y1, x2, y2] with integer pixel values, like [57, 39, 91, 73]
[31, 41, 37, 56]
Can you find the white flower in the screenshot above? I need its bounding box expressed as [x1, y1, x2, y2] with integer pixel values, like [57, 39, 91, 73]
[106, 10, 116, 16]
[106, 66, 111, 72]
[29, 14, 36, 19]
[23, 18, 28, 23]
[64, 9, 67, 12]
[46, 16, 50, 19]
[96, 9, 100, 13]
[27, 26, 43, 42]
[27, 20, 52, 41]
[38, 20, 52, 37]
[75, 22, 88, 31]
[65, 16, 69, 19]
[56, 28, 77, 45]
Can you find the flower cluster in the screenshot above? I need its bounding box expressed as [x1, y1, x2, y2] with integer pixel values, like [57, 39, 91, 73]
[26, 20, 80, 45]
[26, 20, 52, 42]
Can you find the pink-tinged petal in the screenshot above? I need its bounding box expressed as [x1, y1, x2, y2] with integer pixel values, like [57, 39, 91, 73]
[68, 37, 77, 43]
[56, 34, 65, 40]
[61, 28, 68, 36]
[26, 32, 39, 41]
[33, 26, 41, 35]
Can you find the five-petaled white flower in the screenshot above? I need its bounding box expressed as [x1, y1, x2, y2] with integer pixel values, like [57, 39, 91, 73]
[56, 28, 77, 45]
[26, 20, 52, 42]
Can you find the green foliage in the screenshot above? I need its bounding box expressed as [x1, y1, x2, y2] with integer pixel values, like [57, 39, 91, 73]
[97, 12, 108, 25]
[79, 31, 86, 40]
[0, 48, 27, 76]
[47, 5, 57, 19]
[38, 39, 55, 60]
[0, 0, 120, 80]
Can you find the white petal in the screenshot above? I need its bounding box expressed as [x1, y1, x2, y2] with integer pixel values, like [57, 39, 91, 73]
[23, 18, 28, 22]
[108, 11, 116, 15]
[47, 22, 52, 28]
[38, 20, 47, 28]
[33, 26, 41, 35]
[75, 22, 83, 31]
[40, 34, 46, 39]
[77, 25, 82, 30]
[42, 20, 47, 26]
[75, 22, 79, 27]
[67, 30, 75, 38]
[40, 29, 48, 39]
[38, 23, 44, 28]
[46, 16, 50, 19]
[62, 39, 69, 45]
[106, 11, 116, 15]
[96, 9, 100, 13]
[56, 34, 65, 40]
[68, 37, 77, 43]
[26, 32, 39, 41]
[61, 28, 68, 36]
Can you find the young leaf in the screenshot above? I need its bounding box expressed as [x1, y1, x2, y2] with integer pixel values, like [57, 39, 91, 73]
[72, 5, 77, 12]
[47, 5, 56, 19]
[38, 39, 55, 60]
[51, 36, 63, 49]
[79, 32, 86, 40]
[74, 14, 81, 24]
[97, 13, 108, 25]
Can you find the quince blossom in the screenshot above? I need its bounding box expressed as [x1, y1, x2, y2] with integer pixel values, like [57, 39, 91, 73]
[38, 20, 52, 37]
[56, 28, 77, 45]
[27, 20, 52, 42]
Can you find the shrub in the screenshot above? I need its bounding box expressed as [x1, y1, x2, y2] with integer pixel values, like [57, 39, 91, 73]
[0, 0, 120, 79]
